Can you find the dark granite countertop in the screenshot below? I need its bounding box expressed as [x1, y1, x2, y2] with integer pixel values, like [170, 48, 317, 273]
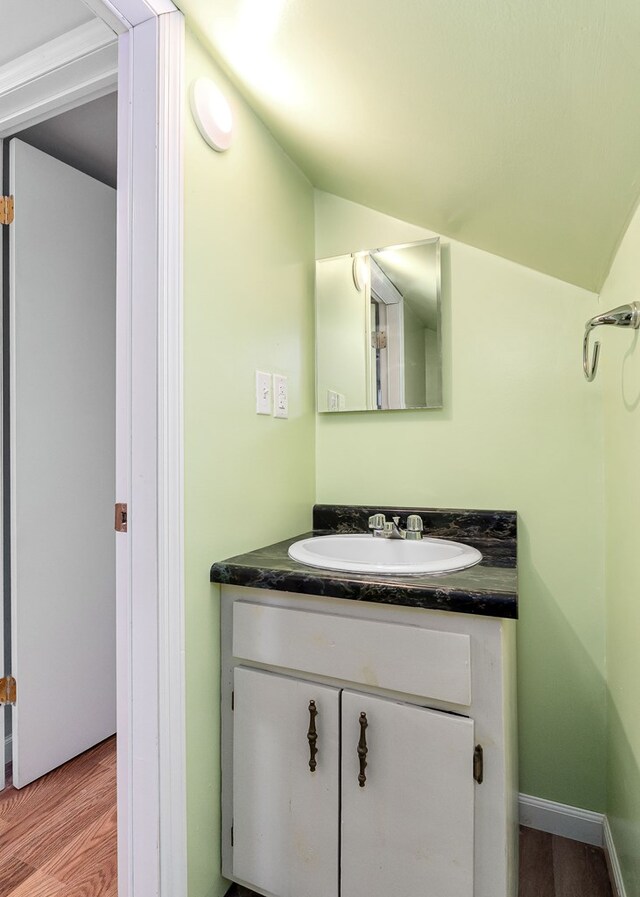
[210, 504, 518, 619]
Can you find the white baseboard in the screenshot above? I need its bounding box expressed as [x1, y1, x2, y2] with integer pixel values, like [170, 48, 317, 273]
[603, 816, 627, 897]
[519, 793, 604, 846]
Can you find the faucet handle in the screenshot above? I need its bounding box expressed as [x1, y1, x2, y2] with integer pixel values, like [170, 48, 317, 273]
[368, 513, 386, 531]
[406, 515, 424, 539]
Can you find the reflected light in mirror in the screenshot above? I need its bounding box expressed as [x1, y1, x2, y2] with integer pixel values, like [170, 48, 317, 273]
[374, 248, 437, 285]
[374, 249, 409, 270]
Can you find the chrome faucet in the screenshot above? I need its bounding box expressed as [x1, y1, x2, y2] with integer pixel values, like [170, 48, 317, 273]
[368, 513, 424, 540]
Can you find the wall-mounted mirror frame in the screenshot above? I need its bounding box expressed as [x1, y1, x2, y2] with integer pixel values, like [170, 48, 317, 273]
[315, 237, 442, 412]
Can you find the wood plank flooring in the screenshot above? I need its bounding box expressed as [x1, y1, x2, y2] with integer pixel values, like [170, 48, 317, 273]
[226, 826, 615, 897]
[0, 736, 117, 897]
[519, 826, 613, 897]
[1, 743, 613, 897]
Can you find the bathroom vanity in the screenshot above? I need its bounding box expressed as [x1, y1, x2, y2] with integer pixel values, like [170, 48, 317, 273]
[211, 505, 519, 897]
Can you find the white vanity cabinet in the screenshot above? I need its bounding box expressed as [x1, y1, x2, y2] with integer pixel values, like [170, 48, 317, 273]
[221, 586, 518, 897]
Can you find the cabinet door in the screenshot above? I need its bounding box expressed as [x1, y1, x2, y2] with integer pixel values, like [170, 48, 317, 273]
[341, 691, 475, 897]
[233, 667, 340, 897]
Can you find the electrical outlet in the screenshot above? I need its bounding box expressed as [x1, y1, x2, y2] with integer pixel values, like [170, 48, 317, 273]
[273, 373, 288, 419]
[255, 370, 272, 415]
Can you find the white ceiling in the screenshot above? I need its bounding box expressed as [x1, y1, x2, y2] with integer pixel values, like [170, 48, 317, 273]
[2, 0, 94, 67]
[177, 0, 640, 291]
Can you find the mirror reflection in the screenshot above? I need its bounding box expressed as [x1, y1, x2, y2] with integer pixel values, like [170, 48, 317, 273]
[316, 237, 442, 412]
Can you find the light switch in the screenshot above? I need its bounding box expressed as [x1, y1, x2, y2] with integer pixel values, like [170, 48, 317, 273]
[255, 370, 272, 415]
[273, 373, 288, 419]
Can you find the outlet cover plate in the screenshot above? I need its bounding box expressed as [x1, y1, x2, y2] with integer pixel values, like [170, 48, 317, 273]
[273, 373, 288, 419]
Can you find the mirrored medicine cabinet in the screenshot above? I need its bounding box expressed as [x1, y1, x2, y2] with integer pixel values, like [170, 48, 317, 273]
[315, 237, 442, 413]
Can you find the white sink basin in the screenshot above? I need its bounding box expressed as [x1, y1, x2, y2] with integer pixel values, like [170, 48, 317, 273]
[288, 534, 482, 575]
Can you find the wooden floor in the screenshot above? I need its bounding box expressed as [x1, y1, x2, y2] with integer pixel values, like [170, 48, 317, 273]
[0, 744, 613, 897]
[0, 736, 117, 897]
[227, 826, 615, 897]
[519, 826, 613, 897]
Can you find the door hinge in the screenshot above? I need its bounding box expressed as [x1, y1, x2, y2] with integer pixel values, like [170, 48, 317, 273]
[473, 744, 483, 784]
[0, 676, 16, 705]
[0, 195, 14, 226]
[115, 502, 128, 533]
[371, 330, 387, 350]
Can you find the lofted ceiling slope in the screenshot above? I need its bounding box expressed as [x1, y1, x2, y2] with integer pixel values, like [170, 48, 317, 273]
[177, 0, 640, 292]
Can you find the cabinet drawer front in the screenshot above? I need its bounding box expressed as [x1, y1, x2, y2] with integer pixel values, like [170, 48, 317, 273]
[233, 602, 471, 705]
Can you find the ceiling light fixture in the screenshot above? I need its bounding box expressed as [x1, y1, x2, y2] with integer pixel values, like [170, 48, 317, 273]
[190, 78, 234, 152]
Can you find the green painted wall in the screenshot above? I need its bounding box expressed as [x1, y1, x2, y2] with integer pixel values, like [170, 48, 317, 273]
[314, 191, 607, 811]
[599, 205, 640, 897]
[184, 30, 316, 897]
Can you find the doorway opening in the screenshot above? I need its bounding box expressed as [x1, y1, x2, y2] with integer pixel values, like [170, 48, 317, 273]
[1, 90, 118, 895]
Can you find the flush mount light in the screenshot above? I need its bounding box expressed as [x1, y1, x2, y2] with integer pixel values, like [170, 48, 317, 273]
[352, 253, 370, 292]
[190, 78, 234, 152]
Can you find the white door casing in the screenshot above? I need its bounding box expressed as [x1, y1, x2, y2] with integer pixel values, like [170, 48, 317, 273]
[9, 138, 116, 788]
[113, 9, 185, 897]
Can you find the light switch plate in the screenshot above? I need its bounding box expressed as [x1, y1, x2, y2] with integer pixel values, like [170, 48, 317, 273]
[273, 373, 288, 419]
[255, 370, 272, 415]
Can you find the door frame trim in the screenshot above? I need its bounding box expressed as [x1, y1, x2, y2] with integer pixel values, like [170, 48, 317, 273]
[0, 4, 186, 896]
[113, 8, 186, 897]
[0, 19, 118, 136]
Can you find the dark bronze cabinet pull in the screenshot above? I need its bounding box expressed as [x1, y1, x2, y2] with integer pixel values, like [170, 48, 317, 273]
[307, 700, 318, 772]
[357, 711, 368, 787]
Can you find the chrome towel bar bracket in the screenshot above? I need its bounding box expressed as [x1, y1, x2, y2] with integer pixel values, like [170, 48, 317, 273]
[583, 302, 640, 381]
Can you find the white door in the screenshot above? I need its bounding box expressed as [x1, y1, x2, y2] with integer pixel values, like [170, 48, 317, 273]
[8, 138, 116, 788]
[341, 691, 475, 897]
[233, 666, 340, 897]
